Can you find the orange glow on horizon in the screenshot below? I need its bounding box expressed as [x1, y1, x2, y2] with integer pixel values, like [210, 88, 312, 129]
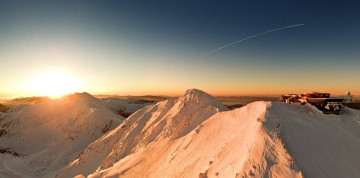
[24, 70, 82, 98]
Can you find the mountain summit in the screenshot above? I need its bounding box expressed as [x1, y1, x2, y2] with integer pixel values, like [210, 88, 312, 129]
[57, 89, 229, 177]
[183, 89, 229, 111]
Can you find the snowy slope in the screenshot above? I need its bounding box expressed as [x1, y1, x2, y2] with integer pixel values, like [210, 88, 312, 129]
[57, 89, 229, 177]
[2, 89, 360, 178]
[267, 103, 360, 178]
[61, 89, 360, 178]
[0, 93, 125, 177]
[86, 101, 301, 178]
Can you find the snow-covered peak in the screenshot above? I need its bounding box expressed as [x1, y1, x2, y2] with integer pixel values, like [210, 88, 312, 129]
[66, 92, 94, 99]
[183, 88, 228, 111]
[57, 89, 229, 177]
[184, 88, 215, 102]
[61, 92, 101, 107]
[0, 92, 126, 177]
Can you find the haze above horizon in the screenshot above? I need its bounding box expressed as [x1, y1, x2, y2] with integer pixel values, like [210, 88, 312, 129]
[1, 0, 359, 97]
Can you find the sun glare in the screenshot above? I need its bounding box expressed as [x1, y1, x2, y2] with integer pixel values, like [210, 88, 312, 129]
[27, 71, 80, 98]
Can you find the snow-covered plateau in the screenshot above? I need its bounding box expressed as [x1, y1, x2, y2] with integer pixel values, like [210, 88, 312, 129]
[1, 89, 359, 178]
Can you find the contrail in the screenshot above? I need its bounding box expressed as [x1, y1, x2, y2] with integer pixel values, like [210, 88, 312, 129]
[200, 24, 305, 57]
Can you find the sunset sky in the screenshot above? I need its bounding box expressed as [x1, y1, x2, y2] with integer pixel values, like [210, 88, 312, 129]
[1, 0, 359, 97]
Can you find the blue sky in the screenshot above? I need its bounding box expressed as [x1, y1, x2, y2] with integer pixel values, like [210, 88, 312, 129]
[1, 0, 359, 96]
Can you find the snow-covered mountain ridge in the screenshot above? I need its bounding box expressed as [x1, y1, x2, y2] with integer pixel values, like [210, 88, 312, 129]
[1, 89, 360, 178]
[60, 89, 360, 178]
[0, 92, 151, 177]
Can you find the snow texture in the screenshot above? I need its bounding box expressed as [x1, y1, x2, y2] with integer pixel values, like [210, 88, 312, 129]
[0, 92, 149, 177]
[1, 89, 360, 178]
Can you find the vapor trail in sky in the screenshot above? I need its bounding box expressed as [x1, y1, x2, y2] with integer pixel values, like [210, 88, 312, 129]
[201, 24, 305, 57]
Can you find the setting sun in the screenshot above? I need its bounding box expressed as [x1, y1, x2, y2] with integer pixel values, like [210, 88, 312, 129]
[26, 71, 80, 98]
